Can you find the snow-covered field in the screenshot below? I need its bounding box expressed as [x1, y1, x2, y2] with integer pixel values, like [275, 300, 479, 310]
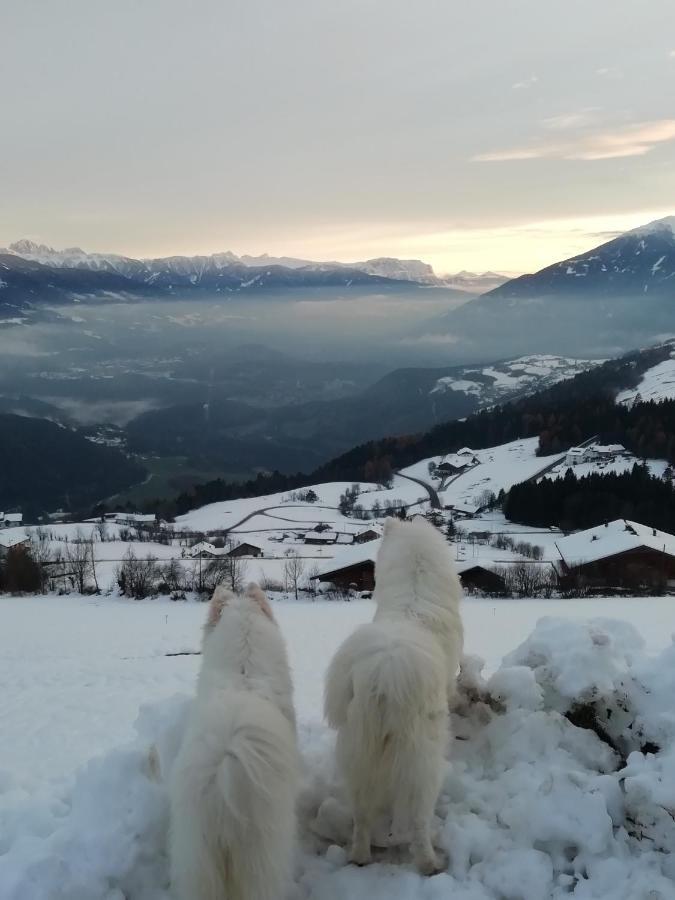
[437, 439, 560, 513]
[2, 592, 675, 898]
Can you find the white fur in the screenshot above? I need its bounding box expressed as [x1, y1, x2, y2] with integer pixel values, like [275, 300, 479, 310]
[169, 584, 299, 900]
[324, 517, 463, 874]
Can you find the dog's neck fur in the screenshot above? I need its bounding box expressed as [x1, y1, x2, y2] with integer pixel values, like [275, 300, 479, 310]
[373, 519, 464, 660]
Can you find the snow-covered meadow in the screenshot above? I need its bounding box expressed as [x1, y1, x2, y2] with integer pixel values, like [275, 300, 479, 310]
[2, 591, 675, 899]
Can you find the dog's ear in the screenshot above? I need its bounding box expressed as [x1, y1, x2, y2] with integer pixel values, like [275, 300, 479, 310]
[205, 586, 231, 633]
[246, 582, 275, 622]
[383, 517, 400, 536]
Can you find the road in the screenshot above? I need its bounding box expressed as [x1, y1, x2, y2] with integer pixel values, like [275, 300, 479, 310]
[396, 471, 442, 509]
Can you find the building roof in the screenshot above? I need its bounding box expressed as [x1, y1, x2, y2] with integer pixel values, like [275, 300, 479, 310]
[312, 540, 382, 578]
[592, 444, 625, 454]
[555, 519, 675, 568]
[566, 447, 586, 456]
[0, 535, 29, 549]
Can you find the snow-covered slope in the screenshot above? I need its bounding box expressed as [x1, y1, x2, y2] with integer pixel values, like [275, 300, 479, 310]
[430, 355, 603, 404]
[617, 346, 675, 405]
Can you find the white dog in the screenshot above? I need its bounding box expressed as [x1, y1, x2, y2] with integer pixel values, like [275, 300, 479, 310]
[169, 583, 299, 900]
[324, 516, 463, 874]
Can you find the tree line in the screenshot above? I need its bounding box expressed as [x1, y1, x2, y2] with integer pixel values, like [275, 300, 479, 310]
[505, 464, 675, 533]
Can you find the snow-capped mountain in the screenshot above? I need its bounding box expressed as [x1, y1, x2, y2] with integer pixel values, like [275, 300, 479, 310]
[3, 240, 442, 286]
[485, 215, 675, 301]
[433, 215, 675, 360]
[438, 270, 512, 293]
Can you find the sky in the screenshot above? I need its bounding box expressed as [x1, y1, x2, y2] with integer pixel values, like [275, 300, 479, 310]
[2, 0, 675, 275]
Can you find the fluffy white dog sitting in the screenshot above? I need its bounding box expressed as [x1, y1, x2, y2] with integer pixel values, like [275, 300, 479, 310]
[324, 516, 464, 874]
[169, 582, 299, 900]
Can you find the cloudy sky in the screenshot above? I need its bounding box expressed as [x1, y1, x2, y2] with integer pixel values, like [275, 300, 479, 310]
[2, 0, 675, 274]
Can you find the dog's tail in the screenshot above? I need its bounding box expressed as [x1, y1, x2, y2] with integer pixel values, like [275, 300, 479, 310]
[170, 692, 298, 900]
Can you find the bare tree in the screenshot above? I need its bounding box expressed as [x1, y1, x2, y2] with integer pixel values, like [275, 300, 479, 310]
[29, 528, 54, 593]
[284, 551, 305, 600]
[116, 548, 160, 599]
[66, 529, 95, 594]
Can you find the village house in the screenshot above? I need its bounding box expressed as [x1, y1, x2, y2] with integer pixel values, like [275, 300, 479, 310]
[353, 527, 381, 544]
[105, 512, 157, 526]
[565, 443, 626, 467]
[437, 447, 479, 477]
[188, 540, 263, 559]
[0, 512, 23, 529]
[0, 535, 29, 560]
[225, 541, 263, 558]
[555, 519, 675, 592]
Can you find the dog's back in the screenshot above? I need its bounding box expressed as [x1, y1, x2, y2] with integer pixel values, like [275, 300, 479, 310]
[170, 585, 298, 900]
[324, 517, 463, 874]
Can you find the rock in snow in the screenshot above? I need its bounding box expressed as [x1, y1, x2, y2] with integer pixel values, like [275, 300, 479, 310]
[2, 618, 675, 898]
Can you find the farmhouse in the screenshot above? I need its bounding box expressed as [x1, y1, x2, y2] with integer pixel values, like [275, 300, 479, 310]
[455, 560, 506, 594]
[353, 527, 381, 544]
[555, 519, 675, 591]
[104, 512, 156, 526]
[0, 512, 23, 529]
[311, 542, 378, 592]
[0, 535, 29, 560]
[565, 447, 588, 466]
[188, 540, 263, 559]
[225, 541, 263, 558]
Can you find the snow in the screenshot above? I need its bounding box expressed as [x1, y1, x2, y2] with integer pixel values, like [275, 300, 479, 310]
[544, 455, 668, 482]
[629, 215, 675, 240]
[439, 438, 559, 513]
[616, 353, 675, 405]
[429, 357, 601, 402]
[431, 378, 483, 395]
[3, 593, 675, 897]
[555, 518, 675, 567]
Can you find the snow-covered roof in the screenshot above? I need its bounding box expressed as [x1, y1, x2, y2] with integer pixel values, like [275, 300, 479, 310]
[0, 535, 28, 549]
[312, 540, 381, 578]
[556, 519, 675, 567]
[0, 513, 22, 523]
[592, 444, 625, 454]
[566, 447, 586, 456]
[457, 447, 475, 456]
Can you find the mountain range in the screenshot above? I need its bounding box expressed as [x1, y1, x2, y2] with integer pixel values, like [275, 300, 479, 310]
[0, 240, 508, 308]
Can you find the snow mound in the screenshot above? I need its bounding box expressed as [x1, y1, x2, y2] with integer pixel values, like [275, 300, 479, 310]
[2, 619, 675, 898]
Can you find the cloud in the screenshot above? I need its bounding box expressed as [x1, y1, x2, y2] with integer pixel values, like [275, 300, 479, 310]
[596, 66, 622, 78]
[541, 110, 599, 131]
[473, 119, 675, 162]
[511, 75, 538, 90]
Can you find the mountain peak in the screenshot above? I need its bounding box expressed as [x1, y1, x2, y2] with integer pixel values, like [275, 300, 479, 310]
[628, 215, 675, 240]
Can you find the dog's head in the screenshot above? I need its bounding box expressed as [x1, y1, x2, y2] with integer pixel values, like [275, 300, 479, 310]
[204, 582, 275, 637]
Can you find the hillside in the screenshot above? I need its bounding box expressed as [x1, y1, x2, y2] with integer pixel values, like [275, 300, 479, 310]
[124, 354, 599, 478]
[0, 415, 145, 515]
[432, 216, 675, 359]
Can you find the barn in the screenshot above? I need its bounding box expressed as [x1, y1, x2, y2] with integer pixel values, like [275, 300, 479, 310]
[555, 519, 675, 592]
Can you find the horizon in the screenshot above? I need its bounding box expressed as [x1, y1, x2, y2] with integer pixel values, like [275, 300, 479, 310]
[4, 1, 675, 276]
[4, 208, 674, 279]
